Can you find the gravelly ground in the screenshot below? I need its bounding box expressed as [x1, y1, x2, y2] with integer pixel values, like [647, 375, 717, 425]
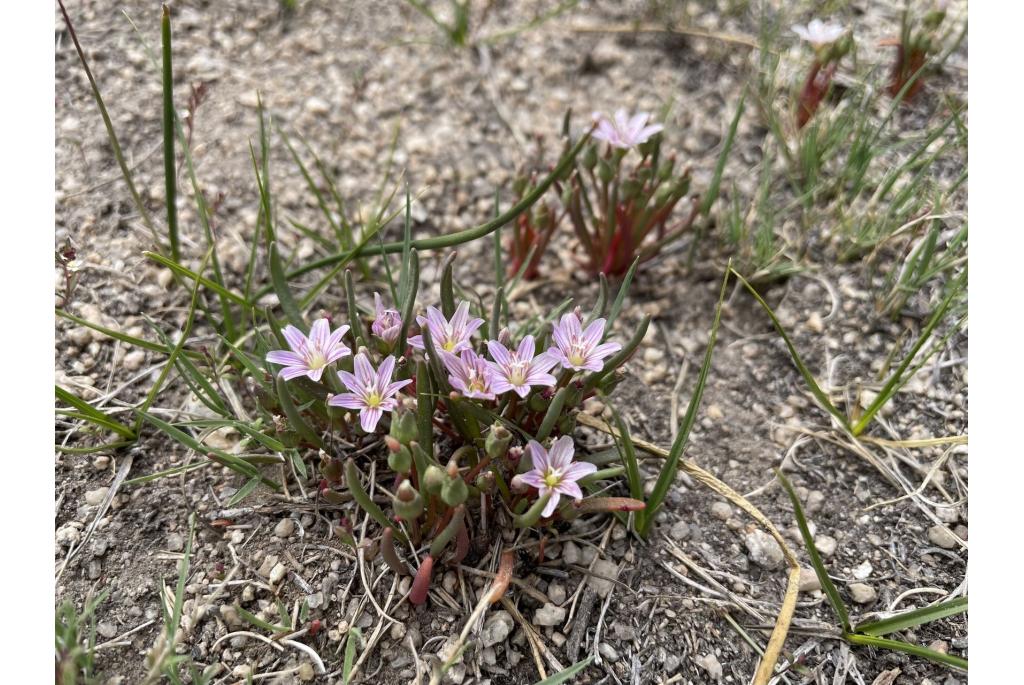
[55, 1, 967, 683]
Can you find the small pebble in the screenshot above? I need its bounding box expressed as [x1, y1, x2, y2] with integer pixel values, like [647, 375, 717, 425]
[744, 528, 785, 570]
[269, 562, 288, 585]
[928, 524, 958, 549]
[84, 487, 108, 506]
[848, 583, 876, 604]
[710, 502, 732, 520]
[92, 456, 110, 471]
[815, 535, 837, 556]
[274, 518, 295, 538]
[598, 642, 619, 662]
[533, 603, 566, 626]
[695, 652, 723, 680]
[798, 568, 821, 593]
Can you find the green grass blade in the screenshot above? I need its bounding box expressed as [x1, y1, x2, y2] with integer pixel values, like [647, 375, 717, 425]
[56, 308, 169, 354]
[254, 133, 591, 294]
[345, 270, 364, 343]
[845, 633, 967, 670]
[342, 626, 362, 685]
[268, 242, 306, 329]
[777, 470, 851, 633]
[733, 269, 850, 430]
[852, 269, 966, 435]
[533, 656, 594, 684]
[144, 252, 253, 308]
[57, 1, 157, 240]
[226, 477, 262, 507]
[639, 266, 728, 537]
[701, 88, 746, 217]
[855, 596, 967, 637]
[609, 405, 644, 531]
[167, 514, 196, 639]
[55, 386, 136, 439]
[605, 257, 638, 332]
[161, 6, 180, 261]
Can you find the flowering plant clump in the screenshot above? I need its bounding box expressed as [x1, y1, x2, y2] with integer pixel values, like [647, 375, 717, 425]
[791, 18, 853, 128]
[262, 253, 649, 606]
[506, 171, 563, 281]
[888, 3, 948, 102]
[554, 110, 698, 276]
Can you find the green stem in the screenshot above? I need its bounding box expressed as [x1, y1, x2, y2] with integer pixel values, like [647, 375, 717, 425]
[161, 5, 179, 262]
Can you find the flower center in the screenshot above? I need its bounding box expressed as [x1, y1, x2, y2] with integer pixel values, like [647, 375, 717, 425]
[568, 348, 587, 367]
[442, 339, 457, 352]
[508, 360, 528, 386]
[305, 347, 328, 370]
[543, 468, 562, 488]
[365, 390, 382, 408]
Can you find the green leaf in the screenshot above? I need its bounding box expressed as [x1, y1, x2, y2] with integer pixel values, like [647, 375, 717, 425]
[55, 386, 135, 439]
[268, 241, 306, 329]
[342, 626, 362, 685]
[639, 266, 728, 537]
[57, 308, 169, 355]
[144, 252, 253, 309]
[275, 374, 327, 450]
[609, 406, 643, 529]
[855, 596, 967, 637]
[701, 88, 746, 217]
[533, 656, 594, 684]
[777, 469, 851, 633]
[845, 633, 966, 670]
[226, 477, 261, 507]
[345, 270, 364, 343]
[733, 268, 850, 430]
[605, 257, 638, 332]
[161, 5, 179, 262]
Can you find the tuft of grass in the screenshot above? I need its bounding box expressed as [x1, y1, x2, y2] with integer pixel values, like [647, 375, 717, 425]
[777, 470, 967, 670]
[55, 590, 109, 685]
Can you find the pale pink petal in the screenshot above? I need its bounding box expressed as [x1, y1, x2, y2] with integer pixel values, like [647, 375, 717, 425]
[282, 325, 307, 353]
[328, 393, 365, 410]
[614, 108, 630, 130]
[517, 335, 535, 361]
[450, 301, 470, 332]
[590, 341, 622, 360]
[309, 318, 330, 349]
[527, 440, 550, 472]
[487, 340, 513, 368]
[307, 366, 325, 383]
[338, 370, 359, 392]
[280, 365, 310, 381]
[582, 319, 606, 347]
[377, 356, 397, 386]
[360, 407, 383, 433]
[462, 317, 485, 339]
[385, 378, 413, 397]
[374, 292, 385, 317]
[266, 350, 305, 367]
[524, 370, 557, 388]
[628, 112, 648, 136]
[325, 344, 351, 365]
[327, 324, 350, 351]
[563, 461, 598, 482]
[548, 436, 575, 470]
[353, 354, 375, 386]
[531, 350, 561, 374]
[555, 480, 583, 501]
[490, 377, 514, 395]
[541, 492, 561, 518]
[408, 334, 425, 350]
[519, 471, 546, 489]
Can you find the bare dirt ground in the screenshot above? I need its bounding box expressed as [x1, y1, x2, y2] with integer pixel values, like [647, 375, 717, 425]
[56, 1, 967, 683]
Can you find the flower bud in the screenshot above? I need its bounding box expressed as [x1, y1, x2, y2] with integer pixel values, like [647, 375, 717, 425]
[528, 391, 548, 412]
[475, 470, 495, 493]
[498, 327, 513, 347]
[597, 157, 615, 183]
[509, 474, 529, 494]
[582, 143, 598, 170]
[388, 444, 413, 474]
[485, 423, 512, 460]
[395, 481, 424, 520]
[441, 475, 469, 507]
[422, 464, 445, 496]
[389, 410, 417, 446]
[507, 445, 524, 465]
[319, 452, 343, 484]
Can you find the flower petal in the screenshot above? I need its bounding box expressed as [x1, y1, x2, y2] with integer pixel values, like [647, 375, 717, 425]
[555, 479, 583, 501]
[266, 350, 305, 367]
[527, 440, 549, 472]
[280, 365, 310, 381]
[517, 335, 535, 361]
[328, 393, 365, 410]
[338, 370, 360, 393]
[309, 318, 330, 349]
[541, 492, 561, 518]
[519, 470, 546, 489]
[353, 353, 375, 386]
[377, 355, 397, 387]
[582, 318, 607, 347]
[282, 325, 307, 354]
[360, 407, 383, 433]
[563, 461, 598, 482]
[487, 340, 513, 369]
[548, 435, 575, 470]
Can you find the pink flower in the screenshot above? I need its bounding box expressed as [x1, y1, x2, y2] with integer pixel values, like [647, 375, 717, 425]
[792, 19, 845, 47]
[486, 335, 558, 398]
[549, 313, 621, 373]
[519, 436, 597, 518]
[266, 318, 350, 382]
[328, 353, 412, 432]
[442, 348, 497, 401]
[372, 292, 402, 346]
[409, 301, 484, 354]
[592, 109, 664, 149]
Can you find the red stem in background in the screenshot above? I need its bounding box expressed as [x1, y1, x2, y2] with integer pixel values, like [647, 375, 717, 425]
[797, 61, 837, 129]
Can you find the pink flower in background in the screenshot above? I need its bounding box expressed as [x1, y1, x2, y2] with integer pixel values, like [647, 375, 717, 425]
[266, 319, 350, 382]
[592, 109, 663, 149]
[372, 292, 402, 345]
[792, 19, 845, 47]
[519, 436, 597, 518]
[442, 349, 497, 401]
[487, 335, 559, 398]
[409, 301, 483, 354]
[549, 313, 621, 373]
[329, 353, 411, 432]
